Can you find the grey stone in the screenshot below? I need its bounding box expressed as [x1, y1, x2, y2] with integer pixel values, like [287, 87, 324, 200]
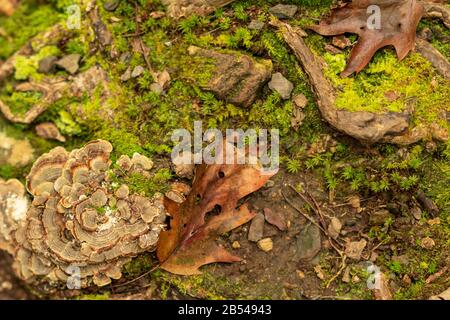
[120, 67, 132, 82]
[131, 65, 145, 78]
[56, 54, 81, 74]
[290, 223, 321, 261]
[248, 213, 265, 242]
[269, 4, 298, 19]
[150, 83, 163, 95]
[268, 72, 293, 99]
[188, 46, 272, 107]
[248, 20, 265, 31]
[38, 56, 58, 74]
[104, 0, 120, 12]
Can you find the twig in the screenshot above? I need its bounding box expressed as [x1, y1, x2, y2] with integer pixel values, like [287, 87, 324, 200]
[111, 264, 160, 289]
[282, 191, 326, 234]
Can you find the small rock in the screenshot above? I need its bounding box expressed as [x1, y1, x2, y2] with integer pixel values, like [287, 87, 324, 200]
[269, 4, 298, 19]
[296, 270, 305, 279]
[257, 238, 273, 252]
[420, 237, 435, 250]
[293, 94, 308, 108]
[35, 122, 66, 142]
[342, 266, 351, 283]
[345, 239, 367, 260]
[402, 274, 412, 285]
[248, 213, 265, 242]
[56, 54, 81, 74]
[263, 208, 286, 231]
[314, 265, 325, 280]
[150, 83, 164, 95]
[119, 52, 131, 64]
[332, 35, 351, 49]
[232, 241, 241, 249]
[248, 20, 265, 31]
[150, 11, 166, 19]
[38, 56, 57, 74]
[268, 72, 293, 100]
[120, 67, 132, 81]
[369, 209, 393, 226]
[1, 281, 12, 291]
[327, 217, 342, 239]
[291, 223, 321, 260]
[348, 195, 362, 212]
[411, 206, 422, 220]
[157, 70, 171, 89]
[427, 217, 440, 226]
[352, 275, 361, 283]
[104, 0, 120, 12]
[131, 65, 145, 78]
[291, 108, 305, 131]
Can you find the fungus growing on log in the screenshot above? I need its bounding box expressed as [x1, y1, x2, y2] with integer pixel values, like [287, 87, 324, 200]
[0, 140, 167, 288]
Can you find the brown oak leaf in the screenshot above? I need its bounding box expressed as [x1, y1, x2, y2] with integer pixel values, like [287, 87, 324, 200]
[309, 0, 425, 77]
[157, 142, 275, 275]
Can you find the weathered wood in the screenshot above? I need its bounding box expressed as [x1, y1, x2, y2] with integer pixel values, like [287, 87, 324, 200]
[161, 0, 236, 19]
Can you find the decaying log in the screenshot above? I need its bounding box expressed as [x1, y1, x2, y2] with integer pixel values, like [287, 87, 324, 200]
[415, 38, 450, 80]
[422, 1, 450, 28]
[270, 18, 412, 144]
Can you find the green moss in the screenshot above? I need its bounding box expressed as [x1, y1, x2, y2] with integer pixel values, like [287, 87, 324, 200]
[123, 254, 155, 277]
[76, 292, 110, 300]
[0, 2, 63, 59]
[13, 45, 61, 80]
[0, 90, 42, 116]
[323, 50, 449, 120]
[151, 269, 243, 300]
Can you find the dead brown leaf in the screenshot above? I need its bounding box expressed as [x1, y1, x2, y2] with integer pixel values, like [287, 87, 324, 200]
[309, 0, 425, 77]
[157, 142, 275, 275]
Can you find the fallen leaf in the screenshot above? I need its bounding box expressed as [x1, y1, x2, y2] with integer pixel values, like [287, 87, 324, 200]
[263, 207, 287, 231]
[309, 0, 425, 77]
[157, 142, 274, 275]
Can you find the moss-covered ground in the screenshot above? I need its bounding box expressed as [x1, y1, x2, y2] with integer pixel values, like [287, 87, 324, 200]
[0, 0, 448, 300]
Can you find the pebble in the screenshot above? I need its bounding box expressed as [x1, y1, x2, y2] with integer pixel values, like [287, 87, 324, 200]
[345, 239, 367, 260]
[104, 0, 120, 12]
[257, 238, 273, 252]
[269, 4, 298, 19]
[56, 54, 81, 74]
[268, 72, 293, 100]
[420, 237, 435, 250]
[248, 20, 265, 31]
[131, 65, 145, 78]
[232, 241, 241, 249]
[38, 56, 57, 74]
[248, 213, 265, 242]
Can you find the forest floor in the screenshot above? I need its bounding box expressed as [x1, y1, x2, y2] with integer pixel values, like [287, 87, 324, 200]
[0, 0, 449, 300]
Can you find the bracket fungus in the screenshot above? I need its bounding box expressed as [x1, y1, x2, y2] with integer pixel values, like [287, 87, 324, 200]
[0, 140, 167, 288]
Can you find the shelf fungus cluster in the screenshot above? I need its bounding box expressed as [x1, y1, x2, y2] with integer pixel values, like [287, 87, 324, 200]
[0, 140, 167, 288]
